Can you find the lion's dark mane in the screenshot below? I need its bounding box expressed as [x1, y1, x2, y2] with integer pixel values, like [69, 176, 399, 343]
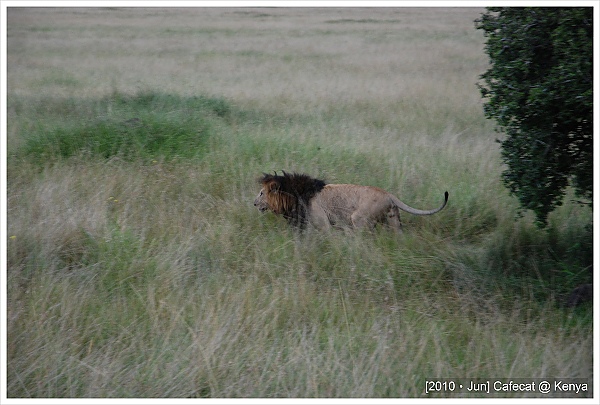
[259, 171, 326, 227]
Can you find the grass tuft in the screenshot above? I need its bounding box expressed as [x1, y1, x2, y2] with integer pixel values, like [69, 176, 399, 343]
[14, 92, 233, 164]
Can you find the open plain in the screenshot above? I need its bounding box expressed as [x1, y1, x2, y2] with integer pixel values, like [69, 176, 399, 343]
[5, 7, 594, 398]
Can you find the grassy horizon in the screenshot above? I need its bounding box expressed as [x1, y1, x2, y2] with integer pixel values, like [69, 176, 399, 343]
[5, 7, 594, 398]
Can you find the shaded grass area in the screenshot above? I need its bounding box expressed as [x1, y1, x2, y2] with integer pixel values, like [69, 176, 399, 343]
[7, 222, 593, 397]
[6, 92, 593, 398]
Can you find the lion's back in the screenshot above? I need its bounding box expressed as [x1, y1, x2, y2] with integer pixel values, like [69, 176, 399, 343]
[309, 184, 391, 226]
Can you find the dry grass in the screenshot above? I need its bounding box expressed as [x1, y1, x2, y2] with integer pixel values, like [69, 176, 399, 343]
[6, 8, 486, 112]
[5, 7, 594, 399]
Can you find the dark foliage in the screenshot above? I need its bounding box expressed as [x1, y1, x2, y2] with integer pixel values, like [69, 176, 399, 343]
[476, 7, 593, 227]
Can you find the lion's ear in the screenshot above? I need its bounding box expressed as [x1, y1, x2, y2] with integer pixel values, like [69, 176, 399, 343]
[266, 180, 280, 193]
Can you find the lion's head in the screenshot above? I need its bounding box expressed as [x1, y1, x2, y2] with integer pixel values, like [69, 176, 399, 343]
[254, 171, 326, 226]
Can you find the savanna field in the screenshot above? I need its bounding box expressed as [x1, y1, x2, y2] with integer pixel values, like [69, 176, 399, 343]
[4, 7, 595, 398]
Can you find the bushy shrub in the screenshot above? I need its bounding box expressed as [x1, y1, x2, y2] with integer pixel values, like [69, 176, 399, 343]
[476, 7, 593, 227]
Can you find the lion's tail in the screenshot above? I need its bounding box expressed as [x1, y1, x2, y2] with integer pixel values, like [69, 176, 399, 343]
[390, 191, 448, 215]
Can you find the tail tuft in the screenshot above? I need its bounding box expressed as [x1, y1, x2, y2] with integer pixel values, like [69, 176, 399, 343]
[444, 191, 449, 202]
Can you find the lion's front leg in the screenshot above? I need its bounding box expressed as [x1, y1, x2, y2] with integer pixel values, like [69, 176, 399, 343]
[308, 204, 332, 230]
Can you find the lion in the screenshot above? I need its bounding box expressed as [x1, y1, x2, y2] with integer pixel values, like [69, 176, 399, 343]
[254, 171, 448, 231]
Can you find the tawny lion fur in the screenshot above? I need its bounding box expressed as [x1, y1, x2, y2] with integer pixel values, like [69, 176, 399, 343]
[254, 172, 448, 231]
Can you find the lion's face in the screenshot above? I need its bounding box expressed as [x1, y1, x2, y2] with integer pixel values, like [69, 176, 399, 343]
[253, 187, 270, 212]
[254, 172, 326, 225]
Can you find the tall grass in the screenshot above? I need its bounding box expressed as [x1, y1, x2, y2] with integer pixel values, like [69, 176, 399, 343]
[5, 7, 594, 398]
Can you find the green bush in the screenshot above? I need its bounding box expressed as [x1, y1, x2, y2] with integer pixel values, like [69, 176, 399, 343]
[476, 7, 593, 227]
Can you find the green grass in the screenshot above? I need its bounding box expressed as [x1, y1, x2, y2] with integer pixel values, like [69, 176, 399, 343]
[5, 8, 594, 399]
[13, 92, 230, 164]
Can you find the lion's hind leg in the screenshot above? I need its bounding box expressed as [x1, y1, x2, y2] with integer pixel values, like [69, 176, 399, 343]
[350, 211, 377, 231]
[386, 206, 403, 233]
